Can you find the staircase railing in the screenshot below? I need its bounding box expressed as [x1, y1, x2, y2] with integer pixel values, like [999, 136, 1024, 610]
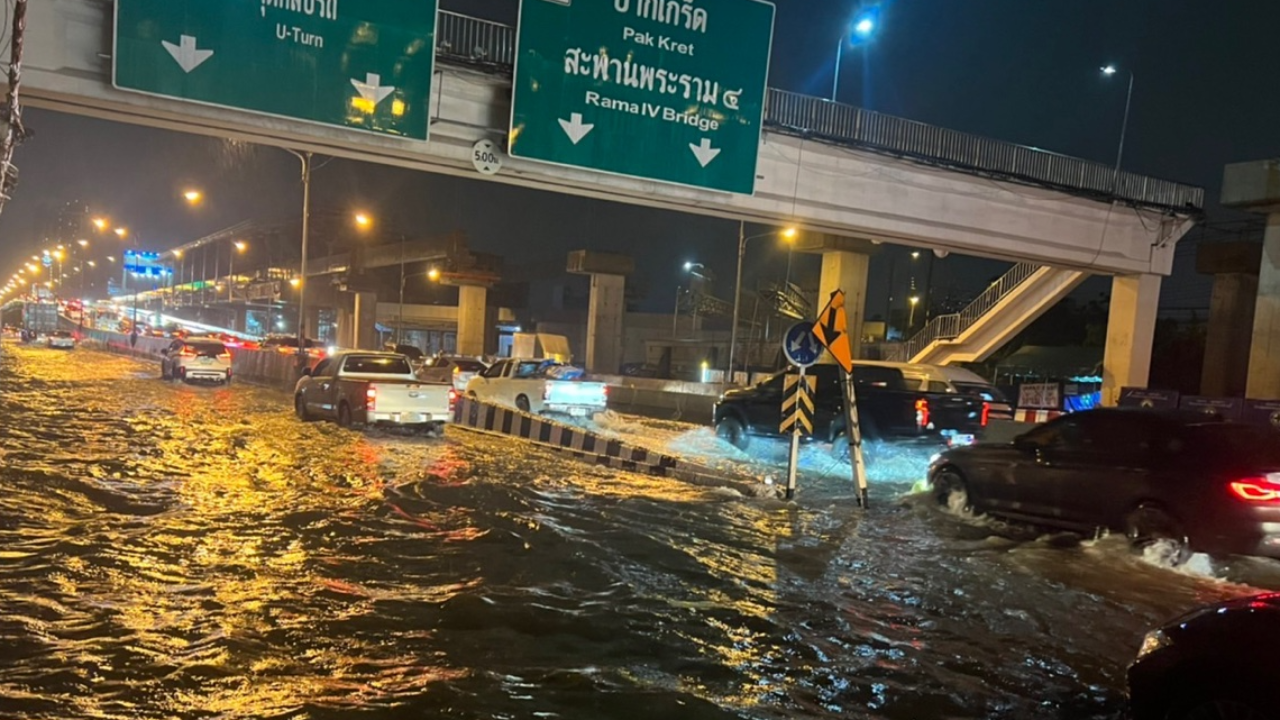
[887, 262, 1040, 362]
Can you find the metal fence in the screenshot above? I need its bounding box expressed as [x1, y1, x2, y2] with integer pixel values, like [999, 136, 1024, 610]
[434, 13, 1204, 213]
[888, 262, 1040, 363]
[437, 11, 516, 68]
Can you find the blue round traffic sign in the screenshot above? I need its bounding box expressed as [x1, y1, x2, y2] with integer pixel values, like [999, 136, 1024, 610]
[783, 321, 822, 368]
[41, 254, 52, 267]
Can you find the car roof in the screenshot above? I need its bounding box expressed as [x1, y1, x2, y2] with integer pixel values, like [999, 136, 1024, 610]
[1065, 408, 1235, 428]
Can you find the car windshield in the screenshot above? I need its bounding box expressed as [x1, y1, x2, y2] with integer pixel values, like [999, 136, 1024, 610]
[1188, 424, 1280, 467]
[452, 360, 487, 372]
[51, 331, 72, 338]
[954, 382, 1008, 403]
[344, 356, 413, 375]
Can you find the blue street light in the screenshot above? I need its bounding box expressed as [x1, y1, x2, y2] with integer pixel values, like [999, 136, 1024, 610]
[832, 6, 881, 101]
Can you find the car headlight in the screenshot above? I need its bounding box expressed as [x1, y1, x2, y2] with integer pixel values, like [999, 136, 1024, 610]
[928, 453, 943, 467]
[1136, 629, 1172, 660]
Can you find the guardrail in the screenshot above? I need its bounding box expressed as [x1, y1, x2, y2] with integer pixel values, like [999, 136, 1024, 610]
[888, 262, 1039, 362]
[434, 12, 1204, 213]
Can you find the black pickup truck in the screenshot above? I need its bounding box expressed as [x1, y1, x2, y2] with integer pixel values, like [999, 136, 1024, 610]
[713, 363, 988, 450]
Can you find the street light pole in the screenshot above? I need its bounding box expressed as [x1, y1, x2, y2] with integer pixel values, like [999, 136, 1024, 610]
[1115, 70, 1134, 185]
[1102, 65, 1135, 191]
[831, 39, 845, 101]
[284, 149, 313, 357]
[728, 221, 745, 379]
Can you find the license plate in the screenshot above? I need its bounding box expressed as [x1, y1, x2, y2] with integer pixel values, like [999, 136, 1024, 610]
[198, 357, 212, 364]
[949, 434, 976, 447]
[568, 408, 588, 418]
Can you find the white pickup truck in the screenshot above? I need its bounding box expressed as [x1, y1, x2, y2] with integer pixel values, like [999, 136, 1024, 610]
[294, 351, 454, 433]
[465, 358, 608, 418]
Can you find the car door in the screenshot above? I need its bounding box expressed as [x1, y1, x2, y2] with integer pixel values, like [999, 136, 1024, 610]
[1048, 413, 1157, 528]
[470, 360, 507, 402]
[1006, 416, 1093, 522]
[305, 359, 337, 417]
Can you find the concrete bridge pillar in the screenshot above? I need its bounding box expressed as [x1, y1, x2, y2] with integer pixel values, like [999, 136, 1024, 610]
[568, 251, 635, 374]
[1248, 213, 1280, 399]
[1221, 160, 1280, 400]
[457, 285, 488, 357]
[1197, 242, 1260, 397]
[336, 292, 378, 350]
[1101, 273, 1162, 406]
[793, 235, 876, 361]
[817, 250, 871, 361]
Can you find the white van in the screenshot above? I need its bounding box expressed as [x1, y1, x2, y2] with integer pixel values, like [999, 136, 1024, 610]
[858, 361, 1014, 419]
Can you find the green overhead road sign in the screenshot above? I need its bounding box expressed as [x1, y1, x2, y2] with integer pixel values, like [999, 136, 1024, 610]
[510, 0, 776, 194]
[113, 0, 437, 140]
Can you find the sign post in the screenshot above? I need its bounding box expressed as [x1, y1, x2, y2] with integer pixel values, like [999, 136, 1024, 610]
[509, 0, 776, 194]
[113, 0, 437, 140]
[811, 290, 869, 508]
[780, 322, 820, 500]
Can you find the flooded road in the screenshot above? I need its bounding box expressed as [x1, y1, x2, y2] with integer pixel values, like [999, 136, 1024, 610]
[2, 340, 1279, 720]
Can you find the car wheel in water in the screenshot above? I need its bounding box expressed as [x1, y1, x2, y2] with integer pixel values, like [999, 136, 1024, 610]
[516, 395, 531, 413]
[715, 416, 750, 451]
[337, 403, 353, 428]
[932, 469, 972, 514]
[295, 395, 312, 422]
[1125, 504, 1192, 565]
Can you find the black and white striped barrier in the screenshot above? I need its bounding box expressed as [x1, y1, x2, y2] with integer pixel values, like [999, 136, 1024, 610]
[451, 398, 773, 494]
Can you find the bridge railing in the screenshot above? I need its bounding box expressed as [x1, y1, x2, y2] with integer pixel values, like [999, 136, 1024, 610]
[886, 262, 1040, 363]
[434, 12, 1204, 213]
[437, 11, 517, 68]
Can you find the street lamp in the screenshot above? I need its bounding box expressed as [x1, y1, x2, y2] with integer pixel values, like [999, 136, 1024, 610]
[832, 7, 879, 101]
[427, 267, 441, 282]
[114, 227, 128, 239]
[183, 189, 203, 204]
[908, 295, 920, 329]
[92, 218, 108, 231]
[354, 212, 373, 230]
[1101, 64, 1135, 188]
[728, 223, 799, 379]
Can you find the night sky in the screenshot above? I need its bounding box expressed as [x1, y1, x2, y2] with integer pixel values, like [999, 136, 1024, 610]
[3, 0, 1279, 317]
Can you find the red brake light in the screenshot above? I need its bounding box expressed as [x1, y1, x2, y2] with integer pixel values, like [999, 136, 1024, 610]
[366, 387, 377, 411]
[1228, 477, 1280, 503]
[915, 398, 930, 430]
[179, 346, 197, 357]
[981, 401, 991, 427]
[448, 388, 458, 412]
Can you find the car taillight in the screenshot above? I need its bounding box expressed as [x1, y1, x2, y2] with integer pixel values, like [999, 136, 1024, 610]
[218, 353, 231, 361]
[1228, 477, 1280, 503]
[448, 388, 458, 412]
[179, 347, 197, 357]
[366, 387, 377, 411]
[981, 401, 991, 427]
[915, 398, 930, 430]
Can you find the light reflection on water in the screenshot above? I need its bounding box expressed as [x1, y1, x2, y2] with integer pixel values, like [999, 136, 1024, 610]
[2, 342, 1279, 720]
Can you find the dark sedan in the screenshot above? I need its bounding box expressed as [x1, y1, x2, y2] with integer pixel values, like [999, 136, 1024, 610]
[928, 409, 1280, 560]
[1129, 592, 1280, 720]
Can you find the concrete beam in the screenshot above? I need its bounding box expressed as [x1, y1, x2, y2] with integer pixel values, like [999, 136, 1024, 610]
[567, 251, 635, 277]
[20, 0, 1195, 279]
[1222, 160, 1280, 213]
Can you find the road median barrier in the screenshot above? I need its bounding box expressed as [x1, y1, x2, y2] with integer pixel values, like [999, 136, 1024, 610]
[451, 397, 776, 497]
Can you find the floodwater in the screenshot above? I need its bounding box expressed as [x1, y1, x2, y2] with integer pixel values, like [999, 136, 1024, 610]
[2, 339, 1278, 720]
